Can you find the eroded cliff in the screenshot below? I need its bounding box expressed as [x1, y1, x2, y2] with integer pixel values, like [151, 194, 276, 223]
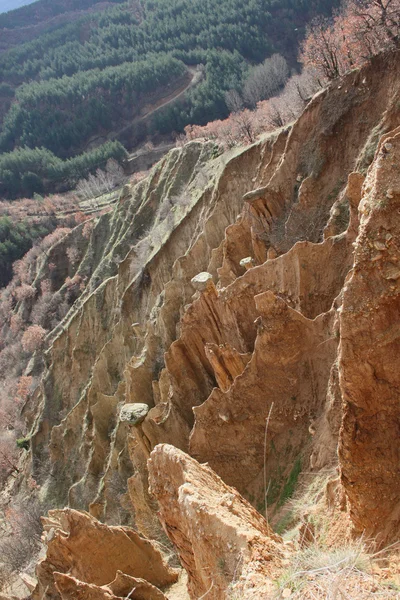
[2, 50, 400, 599]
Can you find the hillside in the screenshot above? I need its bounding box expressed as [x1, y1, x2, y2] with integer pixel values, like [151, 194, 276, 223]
[0, 0, 36, 15]
[1, 48, 400, 599]
[0, 0, 123, 30]
[0, 0, 339, 199]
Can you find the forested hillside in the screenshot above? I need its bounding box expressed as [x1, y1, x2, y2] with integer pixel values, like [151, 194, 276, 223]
[0, 0, 339, 199]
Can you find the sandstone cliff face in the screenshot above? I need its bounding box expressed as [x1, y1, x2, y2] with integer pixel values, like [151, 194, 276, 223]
[28, 134, 289, 530]
[5, 50, 400, 599]
[338, 127, 400, 546]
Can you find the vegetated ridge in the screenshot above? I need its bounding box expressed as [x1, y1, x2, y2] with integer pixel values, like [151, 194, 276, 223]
[0, 0, 339, 199]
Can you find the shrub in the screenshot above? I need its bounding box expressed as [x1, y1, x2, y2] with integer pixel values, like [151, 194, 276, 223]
[9, 314, 23, 334]
[21, 325, 46, 353]
[31, 289, 69, 330]
[0, 342, 25, 379]
[0, 499, 44, 577]
[66, 246, 81, 266]
[40, 228, 71, 254]
[82, 220, 95, 239]
[74, 211, 89, 225]
[14, 375, 33, 404]
[16, 437, 30, 450]
[13, 284, 36, 302]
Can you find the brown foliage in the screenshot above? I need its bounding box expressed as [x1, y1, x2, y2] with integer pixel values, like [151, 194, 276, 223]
[82, 220, 95, 239]
[9, 313, 23, 334]
[31, 289, 69, 329]
[180, 68, 323, 148]
[74, 211, 90, 225]
[0, 342, 25, 379]
[182, 111, 259, 148]
[0, 214, 81, 501]
[15, 375, 33, 404]
[66, 245, 81, 266]
[21, 325, 46, 353]
[130, 170, 149, 185]
[0, 194, 79, 223]
[300, 0, 400, 79]
[40, 227, 72, 254]
[13, 283, 36, 302]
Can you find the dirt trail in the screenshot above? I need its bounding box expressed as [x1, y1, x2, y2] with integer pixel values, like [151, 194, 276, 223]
[113, 66, 202, 142]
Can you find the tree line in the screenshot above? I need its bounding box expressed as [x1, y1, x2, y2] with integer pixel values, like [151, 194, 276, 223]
[0, 141, 127, 199]
[0, 55, 186, 156]
[180, 0, 400, 152]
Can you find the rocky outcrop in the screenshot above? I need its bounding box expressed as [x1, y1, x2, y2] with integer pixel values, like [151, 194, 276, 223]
[28, 133, 287, 531]
[19, 53, 398, 526]
[4, 51, 400, 599]
[189, 290, 338, 497]
[131, 52, 400, 524]
[33, 509, 177, 600]
[148, 444, 283, 599]
[53, 572, 168, 600]
[338, 127, 400, 546]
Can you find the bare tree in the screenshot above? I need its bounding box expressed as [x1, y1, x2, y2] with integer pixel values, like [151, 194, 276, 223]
[243, 54, 289, 108]
[231, 109, 257, 143]
[347, 0, 400, 50]
[0, 498, 44, 576]
[76, 159, 125, 201]
[225, 89, 244, 113]
[0, 435, 20, 480]
[285, 67, 324, 104]
[301, 0, 400, 80]
[300, 16, 344, 80]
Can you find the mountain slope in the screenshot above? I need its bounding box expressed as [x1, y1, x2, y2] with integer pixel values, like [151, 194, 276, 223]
[2, 34, 400, 600]
[1, 44, 398, 520]
[0, 0, 340, 199]
[0, 0, 36, 15]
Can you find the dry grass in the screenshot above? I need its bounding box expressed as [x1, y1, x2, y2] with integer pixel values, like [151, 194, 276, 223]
[272, 470, 400, 599]
[274, 542, 400, 599]
[272, 469, 335, 540]
[275, 542, 367, 596]
[235, 470, 400, 599]
[227, 542, 400, 599]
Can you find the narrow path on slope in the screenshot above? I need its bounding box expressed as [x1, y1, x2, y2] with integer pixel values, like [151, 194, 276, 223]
[113, 65, 202, 141]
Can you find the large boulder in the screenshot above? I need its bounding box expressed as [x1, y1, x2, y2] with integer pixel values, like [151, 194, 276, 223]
[119, 403, 150, 426]
[148, 444, 283, 599]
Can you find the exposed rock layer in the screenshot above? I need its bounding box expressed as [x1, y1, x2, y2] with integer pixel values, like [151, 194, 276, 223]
[5, 51, 400, 598]
[148, 444, 283, 599]
[53, 572, 168, 600]
[339, 128, 400, 546]
[33, 509, 177, 600]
